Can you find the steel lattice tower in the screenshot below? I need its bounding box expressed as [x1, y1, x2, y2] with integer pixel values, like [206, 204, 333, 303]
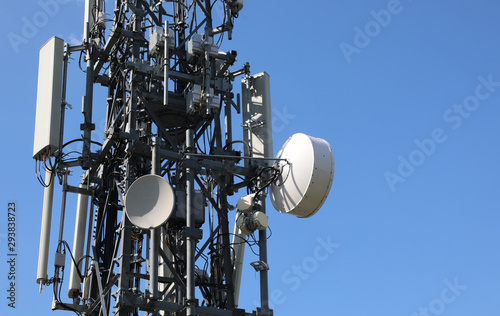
[34, 1, 277, 315]
[33, 1, 334, 316]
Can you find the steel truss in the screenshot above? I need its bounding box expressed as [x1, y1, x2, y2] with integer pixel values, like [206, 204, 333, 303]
[42, 1, 274, 316]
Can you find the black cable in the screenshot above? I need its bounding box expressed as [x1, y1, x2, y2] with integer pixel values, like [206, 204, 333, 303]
[35, 160, 47, 187]
[62, 138, 103, 148]
[223, 140, 250, 151]
[253, 165, 281, 201]
[57, 240, 84, 282]
[216, 0, 226, 47]
[228, 232, 259, 256]
[78, 50, 85, 72]
[51, 245, 82, 316]
[35, 158, 55, 188]
[76, 254, 93, 269]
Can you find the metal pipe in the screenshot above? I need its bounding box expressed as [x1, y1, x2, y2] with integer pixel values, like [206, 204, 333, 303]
[150, 138, 160, 299]
[258, 198, 270, 314]
[82, 194, 94, 301]
[155, 135, 174, 303]
[57, 171, 69, 250]
[116, 163, 135, 314]
[59, 43, 69, 153]
[175, 0, 186, 92]
[163, 21, 169, 106]
[117, 209, 133, 313]
[204, 44, 211, 115]
[36, 169, 55, 288]
[158, 133, 175, 302]
[186, 128, 196, 315]
[224, 97, 232, 148]
[219, 182, 235, 309]
[150, 228, 159, 299]
[82, 0, 96, 170]
[82, 57, 94, 170]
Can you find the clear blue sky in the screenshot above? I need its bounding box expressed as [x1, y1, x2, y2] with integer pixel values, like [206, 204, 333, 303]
[1, 1, 499, 315]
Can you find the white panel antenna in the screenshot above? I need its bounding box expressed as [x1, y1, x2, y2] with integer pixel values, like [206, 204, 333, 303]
[33, 37, 64, 160]
[241, 72, 273, 167]
[83, 0, 96, 42]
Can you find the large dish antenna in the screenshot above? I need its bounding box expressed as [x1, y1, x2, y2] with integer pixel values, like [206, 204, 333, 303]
[270, 133, 334, 218]
[124, 174, 175, 229]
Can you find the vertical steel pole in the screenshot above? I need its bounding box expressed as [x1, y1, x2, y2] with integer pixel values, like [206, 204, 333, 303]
[175, 0, 186, 92]
[82, 192, 94, 302]
[116, 7, 142, 313]
[59, 43, 69, 152]
[219, 182, 235, 309]
[82, 57, 94, 170]
[163, 21, 169, 107]
[81, 0, 95, 170]
[150, 138, 160, 299]
[186, 128, 196, 315]
[117, 192, 133, 316]
[57, 171, 69, 249]
[258, 198, 270, 315]
[224, 99, 232, 148]
[150, 230, 158, 299]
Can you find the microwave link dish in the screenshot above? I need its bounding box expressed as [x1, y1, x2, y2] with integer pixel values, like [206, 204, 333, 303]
[270, 133, 334, 218]
[124, 174, 175, 229]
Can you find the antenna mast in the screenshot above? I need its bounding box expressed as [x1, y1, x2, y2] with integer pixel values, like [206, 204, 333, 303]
[33, 1, 335, 316]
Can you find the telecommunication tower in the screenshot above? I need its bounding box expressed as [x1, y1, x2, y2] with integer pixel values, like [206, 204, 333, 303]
[32, 1, 335, 315]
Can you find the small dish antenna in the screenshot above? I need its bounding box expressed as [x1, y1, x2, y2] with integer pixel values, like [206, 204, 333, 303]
[124, 174, 175, 229]
[270, 133, 334, 218]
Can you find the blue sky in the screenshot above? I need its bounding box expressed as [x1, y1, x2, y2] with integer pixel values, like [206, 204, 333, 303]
[1, 0, 499, 315]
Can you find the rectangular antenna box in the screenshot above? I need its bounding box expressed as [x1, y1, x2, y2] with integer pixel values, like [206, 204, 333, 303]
[33, 36, 64, 160]
[170, 189, 205, 228]
[241, 72, 273, 167]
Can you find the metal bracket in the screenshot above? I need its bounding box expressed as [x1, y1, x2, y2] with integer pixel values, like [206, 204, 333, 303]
[63, 184, 94, 196]
[181, 227, 203, 240]
[80, 122, 96, 131]
[241, 118, 264, 130]
[250, 261, 269, 272]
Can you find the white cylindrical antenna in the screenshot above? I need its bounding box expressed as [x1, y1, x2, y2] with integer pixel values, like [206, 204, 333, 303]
[36, 169, 55, 288]
[232, 205, 269, 307]
[68, 183, 89, 298]
[232, 212, 247, 308]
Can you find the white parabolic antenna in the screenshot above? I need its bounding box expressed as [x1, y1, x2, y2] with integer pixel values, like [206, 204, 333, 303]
[124, 174, 175, 229]
[270, 133, 334, 218]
